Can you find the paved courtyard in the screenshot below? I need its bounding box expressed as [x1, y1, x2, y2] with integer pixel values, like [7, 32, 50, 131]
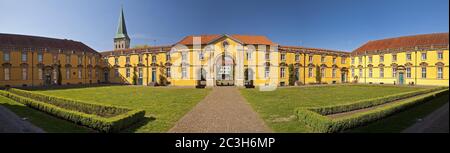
[169, 87, 272, 133]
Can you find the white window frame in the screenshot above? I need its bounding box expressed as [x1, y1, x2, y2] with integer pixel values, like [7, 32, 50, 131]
[421, 67, 426, 78]
[38, 53, 43, 63]
[380, 67, 384, 78]
[369, 68, 373, 78]
[3, 52, 10, 62]
[421, 52, 427, 60]
[4, 67, 10, 80]
[437, 66, 443, 79]
[308, 67, 313, 78]
[406, 67, 411, 78]
[437, 52, 443, 60]
[22, 67, 27, 80]
[265, 66, 270, 79]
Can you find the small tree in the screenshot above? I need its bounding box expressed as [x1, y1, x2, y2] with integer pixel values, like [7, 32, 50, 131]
[132, 66, 137, 85]
[288, 64, 295, 86]
[315, 65, 321, 83]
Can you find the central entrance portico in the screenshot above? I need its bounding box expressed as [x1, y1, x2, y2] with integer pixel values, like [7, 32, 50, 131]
[215, 54, 235, 86]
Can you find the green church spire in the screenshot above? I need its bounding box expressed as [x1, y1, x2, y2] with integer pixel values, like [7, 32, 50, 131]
[115, 6, 129, 39]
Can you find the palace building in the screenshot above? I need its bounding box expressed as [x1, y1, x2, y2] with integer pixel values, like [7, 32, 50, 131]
[0, 33, 104, 87]
[1, 8, 448, 88]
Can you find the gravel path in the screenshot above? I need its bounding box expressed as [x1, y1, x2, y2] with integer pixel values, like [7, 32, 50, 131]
[169, 87, 272, 133]
[402, 102, 449, 133]
[0, 105, 45, 133]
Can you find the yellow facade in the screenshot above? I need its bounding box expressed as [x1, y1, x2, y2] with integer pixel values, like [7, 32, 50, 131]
[350, 49, 449, 86]
[0, 48, 103, 87]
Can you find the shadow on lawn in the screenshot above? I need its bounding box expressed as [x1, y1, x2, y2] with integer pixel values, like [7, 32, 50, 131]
[0, 102, 95, 133]
[122, 116, 156, 133]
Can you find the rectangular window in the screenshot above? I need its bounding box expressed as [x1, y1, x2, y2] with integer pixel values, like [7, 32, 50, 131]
[38, 68, 43, 80]
[369, 68, 373, 78]
[332, 68, 336, 78]
[182, 52, 187, 61]
[199, 52, 204, 60]
[4, 67, 10, 80]
[280, 67, 285, 78]
[392, 68, 397, 78]
[406, 53, 411, 61]
[246, 51, 252, 60]
[126, 68, 130, 78]
[126, 56, 130, 64]
[280, 53, 286, 61]
[114, 57, 119, 65]
[321, 56, 325, 63]
[66, 55, 71, 64]
[78, 56, 82, 65]
[368, 56, 372, 63]
[166, 54, 171, 61]
[309, 55, 313, 63]
[3, 52, 10, 62]
[78, 68, 83, 79]
[421, 52, 427, 60]
[88, 57, 92, 65]
[331, 68, 336, 78]
[22, 68, 27, 80]
[437, 52, 443, 60]
[88, 69, 92, 79]
[437, 67, 443, 79]
[341, 57, 346, 64]
[66, 68, 71, 79]
[38, 53, 43, 63]
[265, 52, 270, 61]
[295, 54, 300, 62]
[265, 66, 270, 78]
[421, 67, 427, 78]
[333, 57, 336, 64]
[166, 67, 171, 78]
[358, 57, 362, 64]
[53, 54, 58, 63]
[182, 67, 187, 79]
[308, 68, 313, 78]
[139, 68, 143, 78]
[322, 68, 326, 78]
[351, 68, 355, 77]
[380, 68, 384, 78]
[380, 55, 384, 63]
[351, 58, 355, 64]
[406, 67, 411, 78]
[21, 52, 27, 62]
[152, 56, 156, 63]
[114, 68, 119, 78]
[139, 55, 143, 64]
[392, 54, 397, 62]
[359, 68, 363, 78]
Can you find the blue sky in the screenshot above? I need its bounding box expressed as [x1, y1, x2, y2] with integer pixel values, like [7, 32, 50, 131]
[0, 0, 448, 52]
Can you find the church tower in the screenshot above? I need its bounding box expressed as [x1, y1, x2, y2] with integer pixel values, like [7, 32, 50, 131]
[114, 6, 130, 50]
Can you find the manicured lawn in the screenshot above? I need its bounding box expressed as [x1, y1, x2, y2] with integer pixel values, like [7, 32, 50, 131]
[347, 90, 449, 133]
[0, 96, 94, 133]
[36, 86, 211, 132]
[240, 85, 429, 132]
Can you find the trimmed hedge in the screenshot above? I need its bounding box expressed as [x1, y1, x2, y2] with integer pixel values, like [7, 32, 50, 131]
[7, 88, 128, 117]
[310, 86, 447, 115]
[296, 88, 449, 133]
[0, 89, 145, 133]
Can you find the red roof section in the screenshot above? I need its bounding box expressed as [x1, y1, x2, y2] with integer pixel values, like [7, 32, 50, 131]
[0, 33, 98, 54]
[353, 33, 449, 54]
[176, 34, 276, 45]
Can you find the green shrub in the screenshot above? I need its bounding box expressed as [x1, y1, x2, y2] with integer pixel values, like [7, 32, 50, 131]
[0, 90, 145, 133]
[311, 86, 447, 115]
[296, 88, 448, 133]
[7, 88, 129, 117]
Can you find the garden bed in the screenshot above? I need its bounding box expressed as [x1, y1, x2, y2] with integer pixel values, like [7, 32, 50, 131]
[0, 88, 145, 132]
[295, 87, 448, 133]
